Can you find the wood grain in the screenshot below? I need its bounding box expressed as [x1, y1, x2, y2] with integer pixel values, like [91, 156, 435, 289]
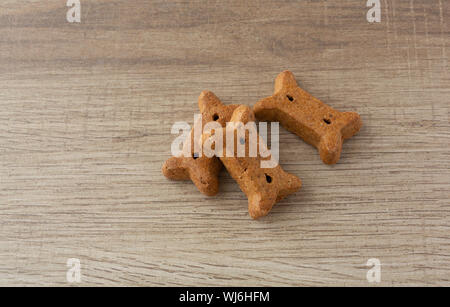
[0, 0, 449, 286]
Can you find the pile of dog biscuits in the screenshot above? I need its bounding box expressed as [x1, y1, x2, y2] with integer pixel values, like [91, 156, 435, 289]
[162, 71, 363, 219]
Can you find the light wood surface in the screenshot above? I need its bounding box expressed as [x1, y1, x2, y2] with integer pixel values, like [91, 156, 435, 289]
[0, 0, 449, 286]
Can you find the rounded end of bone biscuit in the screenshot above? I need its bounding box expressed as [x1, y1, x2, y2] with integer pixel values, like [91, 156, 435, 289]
[341, 112, 363, 139]
[162, 157, 189, 180]
[192, 176, 220, 197]
[287, 173, 302, 192]
[274, 70, 298, 93]
[188, 159, 222, 196]
[198, 90, 221, 112]
[319, 131, 343, 165]
[276, 172, 302, 202]
[230, 105, 255, 123]
[198, 90, 214, 100]
[248, 193, 274, 219]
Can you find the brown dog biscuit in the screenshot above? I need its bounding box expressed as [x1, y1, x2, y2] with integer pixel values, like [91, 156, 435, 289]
[202, 105, 302, 219]
[253, 71, 362, 164]
[162, 91, 239, 196]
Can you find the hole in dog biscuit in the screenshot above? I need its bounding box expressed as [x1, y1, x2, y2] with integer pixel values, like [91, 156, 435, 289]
[213, 114, 219, 121]
[193, 153, 199, 159]
[286, 95, 294, 102]
[265, 174, 272, 183]
[323, 118, 331, 125]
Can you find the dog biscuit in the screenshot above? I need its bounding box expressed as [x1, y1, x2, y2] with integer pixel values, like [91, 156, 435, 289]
[253, 71, 362, 164]
[202, 105, 302, 219]
[162, 91, 239, 196]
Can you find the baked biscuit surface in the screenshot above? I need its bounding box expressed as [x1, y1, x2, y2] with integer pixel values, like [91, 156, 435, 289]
[253, 71, 362, 164]
[203, 105, 302, 219]
[162, 91, 239, 196]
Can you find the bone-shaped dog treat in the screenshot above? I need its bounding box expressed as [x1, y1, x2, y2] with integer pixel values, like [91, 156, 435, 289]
[202, 105, 302, 219]
[253, 71, 362, 164]
[162, 91, 239, 196]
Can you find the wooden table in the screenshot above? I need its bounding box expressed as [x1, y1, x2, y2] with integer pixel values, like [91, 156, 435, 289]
[0, 0, 449, 286]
